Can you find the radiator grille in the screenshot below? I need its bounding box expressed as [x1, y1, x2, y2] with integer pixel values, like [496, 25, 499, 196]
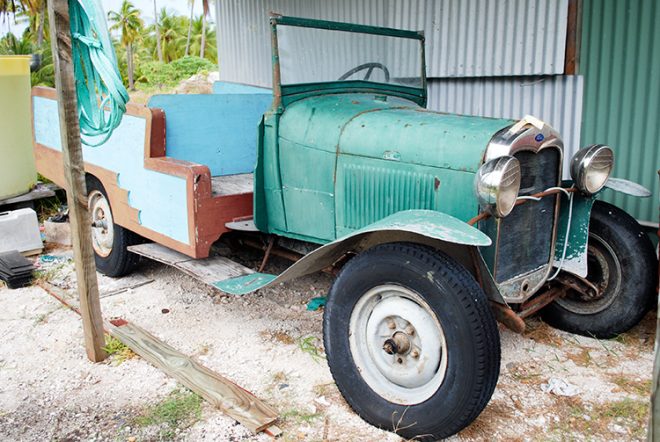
[341, 164, 437, 230]
[491, 148, 560, 283]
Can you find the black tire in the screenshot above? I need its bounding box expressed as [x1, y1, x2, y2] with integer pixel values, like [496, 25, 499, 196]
[323, 242, 500, 440]
[542, 200, 657, 338]
[86, 176, 140, 277]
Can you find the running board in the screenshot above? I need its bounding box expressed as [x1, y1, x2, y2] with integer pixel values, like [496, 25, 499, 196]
[127, 243, 274, 295]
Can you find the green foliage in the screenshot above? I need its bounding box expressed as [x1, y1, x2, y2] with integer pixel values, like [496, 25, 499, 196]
[31, 44, 53, 87]
[136, 55, 215, 88]
[103, 335, 135, 365]
[0, 2, 218, 92]
[282, 408, 322, 424]
[108, 1, 143, 48]
[0, 32, 31, 54]
[133, 388, 203, 438]
[298, 335, 325, 363]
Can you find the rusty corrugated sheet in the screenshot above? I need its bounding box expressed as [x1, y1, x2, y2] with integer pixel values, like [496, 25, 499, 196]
[427, 75, 584, 176]
[580, 0, 660, 223]
[215, 0, 569, 85]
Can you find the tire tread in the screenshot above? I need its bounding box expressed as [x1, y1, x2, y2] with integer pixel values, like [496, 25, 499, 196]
[324, 242, 500, 440]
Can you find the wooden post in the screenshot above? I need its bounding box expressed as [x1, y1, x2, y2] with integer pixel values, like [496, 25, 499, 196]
[47, 0, 107, 362]
[650, 170, 660, 441]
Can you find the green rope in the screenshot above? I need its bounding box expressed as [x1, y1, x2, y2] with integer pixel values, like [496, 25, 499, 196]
[69, 0, 128, 146]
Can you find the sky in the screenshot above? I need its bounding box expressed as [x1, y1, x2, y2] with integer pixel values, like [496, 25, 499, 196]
[1, 0, 211, 37]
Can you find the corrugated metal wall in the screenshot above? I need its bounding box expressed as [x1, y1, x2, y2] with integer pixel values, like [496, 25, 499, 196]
[216, 0, 569, 85]
[388, 0, 568, 77]
[428, 75, 583, 177]
[216, 0, 388, 88]
[215, 0, 582, 177]
[580, 0, 660, 223]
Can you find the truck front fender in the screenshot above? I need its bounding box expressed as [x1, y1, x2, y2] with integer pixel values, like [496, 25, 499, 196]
[554, 178, 651, 278]
[216, 210, 491, 295]
[604, 177, 652, 197]
[554, 192, 596, 278]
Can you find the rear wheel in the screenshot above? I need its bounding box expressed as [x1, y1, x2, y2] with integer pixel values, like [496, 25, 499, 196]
[542, 201, 657, 338]
[323, 243, 500, 440]
[86, 176, 140, 277]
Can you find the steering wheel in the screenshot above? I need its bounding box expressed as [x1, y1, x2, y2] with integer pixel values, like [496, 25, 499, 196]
[338, 62, 390, 82]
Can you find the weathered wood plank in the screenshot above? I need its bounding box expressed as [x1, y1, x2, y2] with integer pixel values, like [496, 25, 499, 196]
[177, 256, 253, 284]
[129, 242, 254, 287]
[128, 243, 193, 265]
[107, 320, 278, 433]
[47, 0, 106, 362]
[211, 173, 253, 196]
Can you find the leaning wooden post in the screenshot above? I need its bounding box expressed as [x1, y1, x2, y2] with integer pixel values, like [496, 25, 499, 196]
[47, 0, 107, 362]
[650, 170, 660, 440]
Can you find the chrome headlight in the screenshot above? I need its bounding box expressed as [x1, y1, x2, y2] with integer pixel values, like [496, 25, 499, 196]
[570, 145, 613, 194]
[474, 156, 521, 218]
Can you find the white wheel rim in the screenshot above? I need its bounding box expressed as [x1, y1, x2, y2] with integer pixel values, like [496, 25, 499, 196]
[349, 284, 448, 405]
[88, 190, 114, 258]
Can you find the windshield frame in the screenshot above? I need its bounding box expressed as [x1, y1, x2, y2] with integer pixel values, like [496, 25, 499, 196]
[270, 14, 427, 108]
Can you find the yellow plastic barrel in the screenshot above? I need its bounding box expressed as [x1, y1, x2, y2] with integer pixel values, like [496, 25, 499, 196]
[0, 55, 37, 200]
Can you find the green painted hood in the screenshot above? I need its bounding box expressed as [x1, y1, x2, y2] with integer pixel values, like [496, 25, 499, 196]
[279, 93, 514, 172]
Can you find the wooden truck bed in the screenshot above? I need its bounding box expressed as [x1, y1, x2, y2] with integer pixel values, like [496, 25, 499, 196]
[31, 83, 272, 259]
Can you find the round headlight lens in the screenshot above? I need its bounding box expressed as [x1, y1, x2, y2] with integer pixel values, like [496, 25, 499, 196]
[474, 156, 521, 218]
[570, 145, 614, 194]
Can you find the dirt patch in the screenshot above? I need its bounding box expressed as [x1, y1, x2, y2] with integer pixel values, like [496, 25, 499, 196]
[0, 248, 654, 441]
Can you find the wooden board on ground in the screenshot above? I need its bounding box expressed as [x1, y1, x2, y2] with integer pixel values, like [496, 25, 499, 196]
[128, 242, 193, 265]
[0, 183, 57, 207]
[128, 243, 254, 292]
[107, 319, 278, 433]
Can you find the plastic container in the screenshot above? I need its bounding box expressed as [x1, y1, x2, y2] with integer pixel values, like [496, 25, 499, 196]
[0, 208, 43, 255]
[0, 55, 37, 200]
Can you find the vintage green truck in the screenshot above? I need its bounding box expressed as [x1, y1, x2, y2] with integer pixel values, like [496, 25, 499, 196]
[33, 15, 657, 441]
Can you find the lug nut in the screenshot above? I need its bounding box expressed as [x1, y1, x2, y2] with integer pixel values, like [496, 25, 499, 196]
[387, 319, 396, 330]
[383, 339, 398, 355]
[411, 349, 419, 358]
[405, 325, 415, 336]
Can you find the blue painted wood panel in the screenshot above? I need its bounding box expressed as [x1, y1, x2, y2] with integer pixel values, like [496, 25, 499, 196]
[33, 95, 191, 245]
[148, 94, 272, 176]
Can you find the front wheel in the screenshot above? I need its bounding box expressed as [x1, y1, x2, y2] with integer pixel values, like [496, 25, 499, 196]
[323, 243, 500, 440]
[542, 200, 657, 338]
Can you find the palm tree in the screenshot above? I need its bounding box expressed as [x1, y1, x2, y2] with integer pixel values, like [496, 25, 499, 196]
[108, 0, 144, 90]
[157, 7, 185, 63]
[199, 0, 209, 58]
[19, 0, 45, 48]
[0, 31, 30, 54]
[188, 15, 216, 63]
[152, 0, 162, 62]
[184, 0, 194, 56]
[0, 0, 19, 33]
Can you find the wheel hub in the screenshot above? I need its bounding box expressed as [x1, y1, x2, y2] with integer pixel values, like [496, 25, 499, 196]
[88, 190, 114, 258]
[383, 331, 412, 355]
[556, 232, 621, 314]
[349, 285, 448, 405]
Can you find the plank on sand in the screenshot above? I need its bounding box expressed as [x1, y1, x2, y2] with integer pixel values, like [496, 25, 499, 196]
[106, 320, 278, 433]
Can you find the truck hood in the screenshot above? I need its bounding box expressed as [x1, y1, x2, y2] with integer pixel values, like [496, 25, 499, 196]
[279, 93, 514, 173]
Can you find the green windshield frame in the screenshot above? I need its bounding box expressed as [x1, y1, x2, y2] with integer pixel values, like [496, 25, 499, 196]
[269, 14, 427, 108]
